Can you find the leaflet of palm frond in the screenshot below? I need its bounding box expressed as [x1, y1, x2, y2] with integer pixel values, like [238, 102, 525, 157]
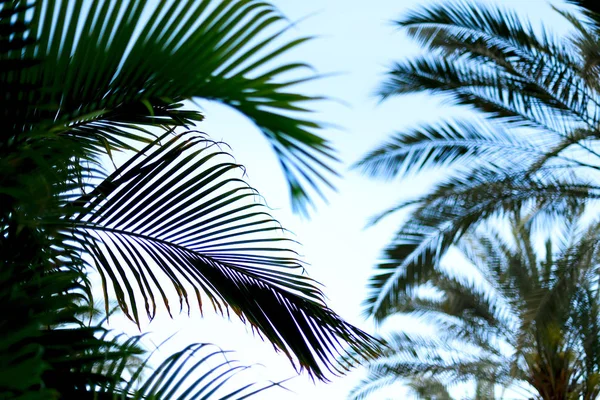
[568, 0, 600, 25]
[354, 118, 541, 180]
[380, 57, 590, 133]
[398, 1, 581, 70]
[5, 0, 336, 215]
[66, 131, 380, 380]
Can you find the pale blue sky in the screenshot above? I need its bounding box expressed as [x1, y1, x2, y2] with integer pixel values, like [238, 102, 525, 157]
[107, 1, 572, 398]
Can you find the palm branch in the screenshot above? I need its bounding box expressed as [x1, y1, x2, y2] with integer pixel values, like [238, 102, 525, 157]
[67, 131, 379, 379]
[95, 342, 290, 399]
[358, 0, 600, 321]
[352, 211, 600, 399]
[4, 0, 336, 215]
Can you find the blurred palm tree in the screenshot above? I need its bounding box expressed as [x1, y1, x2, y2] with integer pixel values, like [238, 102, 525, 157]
[356, 0, 600, 324]
[0, 0, 379, 396]
[350, 211, 600, 399]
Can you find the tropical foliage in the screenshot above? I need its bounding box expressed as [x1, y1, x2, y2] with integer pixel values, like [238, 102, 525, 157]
[350, 0, 600, 397]
[356, 0, 600, 323]
[350, 211, 600, 399]
[0, 0, 379, 397]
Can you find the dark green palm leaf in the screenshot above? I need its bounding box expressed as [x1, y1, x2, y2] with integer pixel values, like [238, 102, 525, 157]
[7, 0, 337, 215]
[66, 131, 379, 379]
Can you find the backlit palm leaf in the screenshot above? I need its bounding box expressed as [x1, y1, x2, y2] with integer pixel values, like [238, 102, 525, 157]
[354, 118, 541, 180]
[66, 131, 379, 379]
[99, 343, 288, 399]
[364, 166, 599, 319]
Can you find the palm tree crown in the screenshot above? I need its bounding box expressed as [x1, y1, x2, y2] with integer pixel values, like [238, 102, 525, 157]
[350, 211, 600, 399]
[357, 0, 600, 324]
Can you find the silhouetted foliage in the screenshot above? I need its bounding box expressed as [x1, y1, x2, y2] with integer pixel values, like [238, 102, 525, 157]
[0, 0, 379, 397]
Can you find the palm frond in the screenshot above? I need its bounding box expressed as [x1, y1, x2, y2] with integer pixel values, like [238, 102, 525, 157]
[403, 4, 592, 124]
[364, 166, 599, 321]
[102, 343, 287, 399]
[66, 131, 379, 379]
[354, 118, 540, 180]
[398, 0, 580, 70]
[8, 0, 337, 215]
[380, 56, 588, 134]
[372, 0, 600, 189]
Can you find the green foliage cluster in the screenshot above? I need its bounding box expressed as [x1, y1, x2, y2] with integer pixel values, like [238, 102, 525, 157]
[353, 0, 600, 398]
[0, 0, 380, 398]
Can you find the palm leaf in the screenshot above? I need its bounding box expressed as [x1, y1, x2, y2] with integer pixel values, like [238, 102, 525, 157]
[354, 118, 541, 180]
[7, 0, 337, 215]
[105, 343, 287, 399]
[398, 0, 580, 71]
[364, 166, 599, 321]
[65, 131, 379, 379]
[380, 56, 587, 134]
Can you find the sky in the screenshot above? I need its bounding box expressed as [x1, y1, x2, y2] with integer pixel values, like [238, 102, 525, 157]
[106, 1, 571, 398]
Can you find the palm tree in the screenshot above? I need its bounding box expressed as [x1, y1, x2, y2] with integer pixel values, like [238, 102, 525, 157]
[349, 211, 600, 399]
[356, 0, 600, 322]
[0, 0, 380, 396]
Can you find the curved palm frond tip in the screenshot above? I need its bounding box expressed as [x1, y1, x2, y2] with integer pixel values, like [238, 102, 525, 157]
[359, 0, 600, 320]
[96, 342, 290, 399]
